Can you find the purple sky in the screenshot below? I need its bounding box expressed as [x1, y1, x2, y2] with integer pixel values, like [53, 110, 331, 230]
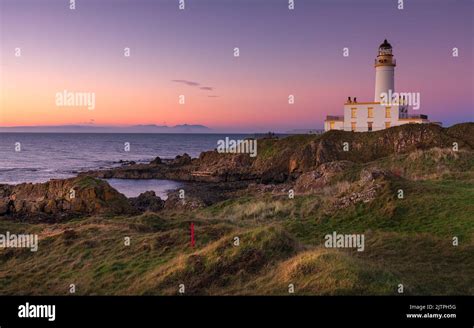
[1, 0, 472, 132]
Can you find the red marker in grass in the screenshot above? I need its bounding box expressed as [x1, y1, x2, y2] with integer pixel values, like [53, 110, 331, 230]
[190, 222, 195, 247]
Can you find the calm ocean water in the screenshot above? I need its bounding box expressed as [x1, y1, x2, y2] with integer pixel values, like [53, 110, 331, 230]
[0, 133, 251, 197]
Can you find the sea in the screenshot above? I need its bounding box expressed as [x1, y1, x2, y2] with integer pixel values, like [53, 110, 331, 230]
[0, 133, 252, 198]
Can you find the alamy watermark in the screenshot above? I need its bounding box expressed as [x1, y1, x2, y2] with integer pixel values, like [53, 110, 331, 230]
[324, 231, 365, 252]
[18, 302, 55, 322]
[55, 90, 95, 110]
[0, 231, 38, 252]
[380, 90, 420, 110]
[217, 137, 257, 157]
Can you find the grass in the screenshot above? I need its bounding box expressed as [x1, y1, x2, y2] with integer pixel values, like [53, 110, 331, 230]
[0, 146, 473, 295]
[285, 178, 474, 243]
[370, 148, 474, 180]
[256, 134, 318, 161]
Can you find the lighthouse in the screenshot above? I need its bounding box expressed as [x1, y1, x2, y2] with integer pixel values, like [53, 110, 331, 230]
[324, 39, 433, 132]
[374, 39, 396, 101]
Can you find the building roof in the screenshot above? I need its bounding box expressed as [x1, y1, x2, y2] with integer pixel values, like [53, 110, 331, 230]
[379, 39, 392, 49]
[344, 101, 381, 105]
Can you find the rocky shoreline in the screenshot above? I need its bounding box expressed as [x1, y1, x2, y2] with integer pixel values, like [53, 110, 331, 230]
[81, 122, 474, 183]
[1, 123, 473, 221]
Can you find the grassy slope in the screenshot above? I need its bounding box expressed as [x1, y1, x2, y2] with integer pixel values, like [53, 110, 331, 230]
[0, 128, 473, 295]
[0, 172, 472, 295]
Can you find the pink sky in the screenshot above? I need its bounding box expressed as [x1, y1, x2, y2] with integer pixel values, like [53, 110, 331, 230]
[1, 0, 472, 132]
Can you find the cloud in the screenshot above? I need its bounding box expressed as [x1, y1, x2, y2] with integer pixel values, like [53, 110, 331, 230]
[208, 95, 219, 98]
[172, 80, 215, 92]
[172, 79, 201, 87]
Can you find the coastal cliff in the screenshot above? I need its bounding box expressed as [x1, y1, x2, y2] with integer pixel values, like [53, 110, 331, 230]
[1, 123, 473, 220]
[82, 123, 473, 183]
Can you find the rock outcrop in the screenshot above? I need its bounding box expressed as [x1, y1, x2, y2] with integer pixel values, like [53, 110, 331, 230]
[129, 191, 164, 212]
[294, 161, 354, 193]
[150, 156, 162, 165]
[172, 153, 192, 166]
[332, 167, 392, 209]
[0, 176, 134, 220]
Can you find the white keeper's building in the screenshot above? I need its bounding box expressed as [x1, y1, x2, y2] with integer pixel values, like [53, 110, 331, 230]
[324, 39, 433, 132]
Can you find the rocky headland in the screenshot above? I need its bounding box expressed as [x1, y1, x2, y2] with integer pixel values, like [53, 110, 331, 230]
[1, 123, 473, 295]
[1, 123, 473, 221]
[82, 122, 474, 183]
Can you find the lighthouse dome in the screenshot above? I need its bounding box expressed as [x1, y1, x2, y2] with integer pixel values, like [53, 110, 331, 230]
[379, 39, 392, 49]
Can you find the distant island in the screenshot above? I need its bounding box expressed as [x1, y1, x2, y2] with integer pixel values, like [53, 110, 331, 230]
[0, 124, 211, 133]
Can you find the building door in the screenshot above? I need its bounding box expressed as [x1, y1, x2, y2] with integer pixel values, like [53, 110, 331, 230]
[368, 122, 373, 131]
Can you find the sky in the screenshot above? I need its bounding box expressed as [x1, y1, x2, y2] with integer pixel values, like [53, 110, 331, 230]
[0, 0, 472, 132]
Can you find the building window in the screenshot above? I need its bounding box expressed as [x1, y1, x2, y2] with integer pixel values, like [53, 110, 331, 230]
[368, 122, 373, 131]
[329, 121, 334, 130]
[385, 122, 391, 128]
[351, 122, 356, 132]
[367, 107, 373, 118]
[385, 107, 391, 118]
[351, 108, 357, 118]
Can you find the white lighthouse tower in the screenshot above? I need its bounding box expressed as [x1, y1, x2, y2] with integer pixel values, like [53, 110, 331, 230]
[374, 39, 396, 101]
[324, 39, 433, 132]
